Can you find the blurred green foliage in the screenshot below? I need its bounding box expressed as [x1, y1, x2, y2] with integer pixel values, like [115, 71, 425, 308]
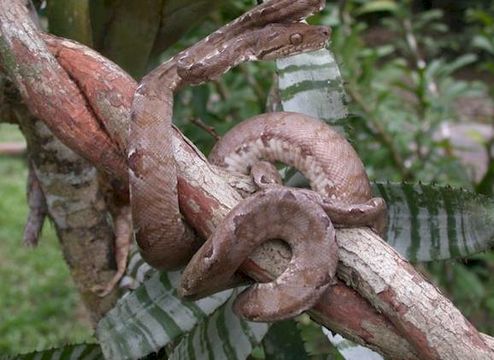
[0, 125, 92, 355]
[1, 0, 493, 356]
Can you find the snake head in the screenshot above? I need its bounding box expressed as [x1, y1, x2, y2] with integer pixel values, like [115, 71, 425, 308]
[177, 23, 330, 85]
[179, 241, 236, 299]
[255, 23, 331, 60]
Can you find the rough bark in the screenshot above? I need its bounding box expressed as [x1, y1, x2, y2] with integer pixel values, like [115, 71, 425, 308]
[173, 128, 494, 360]
[17, 116, 120, 324]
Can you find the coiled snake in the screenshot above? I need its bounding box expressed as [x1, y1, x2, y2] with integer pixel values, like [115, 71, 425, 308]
[180, 113, 386, 321]
[129, 0, 386, 321]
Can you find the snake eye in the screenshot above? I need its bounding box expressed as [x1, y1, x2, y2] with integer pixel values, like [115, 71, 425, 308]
[290, 33, 303, 45]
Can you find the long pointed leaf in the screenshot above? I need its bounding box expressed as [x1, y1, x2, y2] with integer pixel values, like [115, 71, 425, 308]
[284, 177, 494, 262]
[374, 182, 494, 262]
[97, 254, 233, 359]
[276, 48, 349, 134]
[169, 291, 269, 360]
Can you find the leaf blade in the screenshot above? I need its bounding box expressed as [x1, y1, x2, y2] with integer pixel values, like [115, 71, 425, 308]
[97, 253, 234, 360]
[374, 182, 494, 262]
[169, 291, 269, 360]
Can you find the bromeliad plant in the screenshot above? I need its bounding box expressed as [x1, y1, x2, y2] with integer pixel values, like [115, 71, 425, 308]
[1, 0, 494, 359]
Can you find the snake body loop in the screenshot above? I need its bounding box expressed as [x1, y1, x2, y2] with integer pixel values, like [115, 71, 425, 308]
[209, 112, 380, 206]
[180, 113, 387, 320]
[181, 187, 338, 322]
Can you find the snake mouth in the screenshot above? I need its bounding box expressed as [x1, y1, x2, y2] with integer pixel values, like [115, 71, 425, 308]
[280, 40, 327, 57]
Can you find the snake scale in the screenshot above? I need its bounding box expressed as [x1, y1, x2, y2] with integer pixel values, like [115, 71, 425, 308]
[129, 0, 386, 321]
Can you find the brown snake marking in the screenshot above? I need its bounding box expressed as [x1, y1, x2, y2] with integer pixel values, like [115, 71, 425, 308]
[129, 17, 329, 270]
[129, 0, 381, 321]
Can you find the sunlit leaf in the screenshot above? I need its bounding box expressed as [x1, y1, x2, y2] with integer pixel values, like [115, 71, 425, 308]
[473, 35, 494, 55]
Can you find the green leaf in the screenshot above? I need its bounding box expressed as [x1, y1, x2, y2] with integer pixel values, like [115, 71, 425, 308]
[97, 249, 234, 360]
[453, 264, 485, 300]
[355, 0, 398, 16]
[47, 0, 93, 46]
[374, 182, 494, 262]
[2, 343, 102, 360]
[169, 291, 269, 360]
[275, 48, 349, 134]
[99, 249, 268, 360]
[262, 320, 309, 360]
[297, 317, 335, 356]
[284, 179, 494, 262]
[92, 0, 163, 79]
[473, 35, 494, 55]
[151, 0, 228, 58]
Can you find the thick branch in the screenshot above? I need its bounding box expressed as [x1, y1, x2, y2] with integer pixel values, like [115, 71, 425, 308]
[0, 1, 127, 184]
[1, 32, 422, 358]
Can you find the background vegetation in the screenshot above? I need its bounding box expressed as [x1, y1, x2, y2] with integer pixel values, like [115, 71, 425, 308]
[1, 0, 493, 355]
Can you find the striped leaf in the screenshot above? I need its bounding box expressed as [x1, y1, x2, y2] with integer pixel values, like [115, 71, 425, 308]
[273, 50, 494, 262]
[1, 344, 102, 360]
[169, 291, 269, 360]
[275, 48, 349, 133]
[274, 42, 354, 182]
[284, 178, 494, 262]
[97, 249, 234, 360]
[374, 182, 494, 262]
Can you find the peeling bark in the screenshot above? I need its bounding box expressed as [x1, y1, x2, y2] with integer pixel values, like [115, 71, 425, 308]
[23, 162, 47, 247]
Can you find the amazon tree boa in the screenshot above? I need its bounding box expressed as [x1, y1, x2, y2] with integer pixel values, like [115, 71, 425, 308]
[128, 0, 386, 321]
